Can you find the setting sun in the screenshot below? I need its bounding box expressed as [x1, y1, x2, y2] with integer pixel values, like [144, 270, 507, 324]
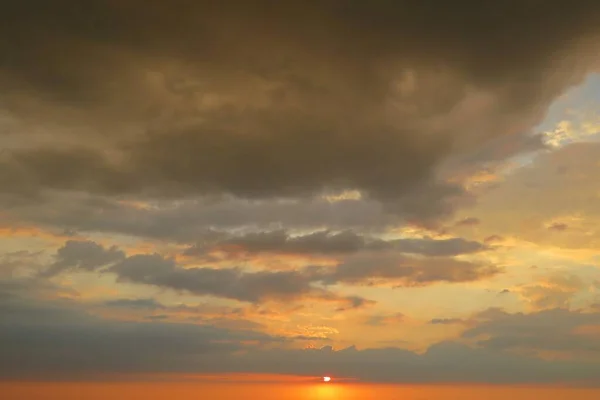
[323, 377, 331, 383]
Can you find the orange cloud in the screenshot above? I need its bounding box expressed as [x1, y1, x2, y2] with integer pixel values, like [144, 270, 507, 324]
[0, 224, 70, 244]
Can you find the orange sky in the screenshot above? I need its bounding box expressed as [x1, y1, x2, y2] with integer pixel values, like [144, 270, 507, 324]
[2, 381, 600, 400]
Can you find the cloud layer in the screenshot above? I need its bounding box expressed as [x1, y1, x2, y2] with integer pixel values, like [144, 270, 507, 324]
[2, 1, 599, 222]
[2, 0, 600, 385]
[2, 281, 599, 384]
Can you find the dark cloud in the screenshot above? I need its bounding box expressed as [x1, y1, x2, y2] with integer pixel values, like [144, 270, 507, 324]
[0, 284, 276, 379]
[111, 253, 499, 297]
[1, 284, 599, 384]
[365, 313, 405, 327]
[390, 237, 488, 257]
[104, 298, 165, 310]
[440, 131, 549, 184]
[40, 240, 125, 277]
[101, 297, 271, 332]
[38, 241, 370, 307]
[185, 229, 369, 255]
[41, 240, 497, 305]
[334, 295, 375, 312]
[312, 254, 501, 287]
[455, 217, 481, 227]
[2, 1, 599, 226]
[0, 192, 393, 242]
[484, 235, 504, 243]
[109, 253, 324, 304]
[429, 318, 464, 325]
[184, 229, 488, 257]
[231, 341, 600, 385]
[462, 307, 600, 356]
[144, 314, 169, 321]
[548, 222, 569, 231]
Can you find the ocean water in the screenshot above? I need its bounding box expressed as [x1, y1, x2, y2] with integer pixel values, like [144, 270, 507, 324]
[1, 382, 599, 400]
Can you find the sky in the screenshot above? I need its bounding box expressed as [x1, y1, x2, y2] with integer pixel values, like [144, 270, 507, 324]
[1, 0, 600, 392]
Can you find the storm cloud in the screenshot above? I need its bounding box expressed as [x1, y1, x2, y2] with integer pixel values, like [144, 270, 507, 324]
[2, 0, 600, 224]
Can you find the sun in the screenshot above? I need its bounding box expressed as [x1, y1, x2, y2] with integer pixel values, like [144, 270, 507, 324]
[323, 376, 331, 383]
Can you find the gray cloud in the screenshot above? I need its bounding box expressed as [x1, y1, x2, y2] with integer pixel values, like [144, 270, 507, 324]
[455, 217, 481, 227]
[0, 281, 599, 384]
[40, 240, 498, 306]
[184, 229, 488, 257]
[185, 229, 369, 255]
[430, 318, 465, 325]
[101, 298, 272, 332]
[364, 313, 405, 327]
[231, 341, 600, 385]
[38, 241, 372, 307]
[0, 283, 276, 379]
[548, 222, 569, 231]
[0, 192, 394, 242]
[1, 283, 599, 384]
[2, 1, 599, 227]
[110, 253, 499, 297]
[390, 237, 487, 257]
[109, 253, 322, 304]
[41, 240, 125, 277]
[462, 307, 600, 355]
[312, 253, 501, 287]
[484, 235, 504, 243]
[104, 298, 165, 310]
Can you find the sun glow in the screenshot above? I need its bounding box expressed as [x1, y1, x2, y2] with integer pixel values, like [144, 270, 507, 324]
[323, 376, 331, 382]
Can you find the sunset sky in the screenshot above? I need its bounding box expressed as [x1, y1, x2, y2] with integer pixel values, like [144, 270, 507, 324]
[1, 1, 600, 396]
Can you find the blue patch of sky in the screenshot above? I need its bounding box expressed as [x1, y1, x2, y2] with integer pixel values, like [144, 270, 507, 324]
[507, 73, 600, 169]
[535, 73, 600, 133]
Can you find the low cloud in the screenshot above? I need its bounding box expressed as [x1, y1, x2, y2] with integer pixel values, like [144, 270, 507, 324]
[430, 318, 465, 325]
[40, 241, 372, 308]
[2, 278, 599, 384]
[0, 192, 395, 243]
[41, 240, 125, 277]
[184, 229, 489, 257]
[110, 253, 324, 304]
[365, 313, 405, 327]
[462, 307, 600, 357]
[104, 298, 165, 310]
[455, 217, 480, 227]
[548, 222, 569, 231]
[0, 283, 276, 379]
[484, 235, 504, 244]
[40, 240, 499, 306]
[312, 253, 501, 287]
